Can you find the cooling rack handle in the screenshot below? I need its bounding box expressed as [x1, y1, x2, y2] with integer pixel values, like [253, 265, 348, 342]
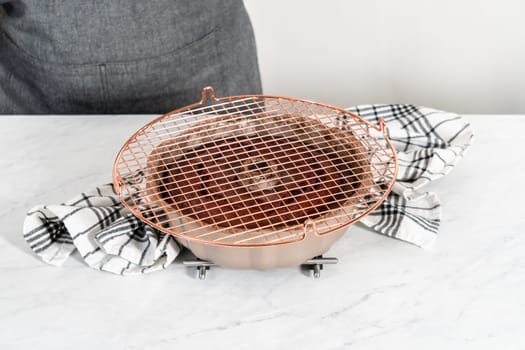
[113, 178, 121, 193]
[377, 117, 389, 138]
[112, 166, 122, 194]
[302, 219, 321, 240]
[199, 86, 219, 104]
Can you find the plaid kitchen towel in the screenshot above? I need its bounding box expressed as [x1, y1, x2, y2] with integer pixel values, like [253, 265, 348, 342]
[22, 104, 473, 274]
[23, 184, 180, 275]
[348, 104, 474, 248]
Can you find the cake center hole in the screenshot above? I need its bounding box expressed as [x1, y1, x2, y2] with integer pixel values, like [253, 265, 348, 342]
[249, 161, 269, 172]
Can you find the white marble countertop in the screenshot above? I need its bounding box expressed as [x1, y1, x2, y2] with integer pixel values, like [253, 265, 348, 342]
[1, 114, 524, 349]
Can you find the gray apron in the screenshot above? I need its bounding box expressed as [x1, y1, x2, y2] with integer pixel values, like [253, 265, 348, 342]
[0, 1, 261, 114]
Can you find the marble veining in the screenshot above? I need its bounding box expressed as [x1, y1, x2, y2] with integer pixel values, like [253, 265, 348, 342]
[1, 115, 524, 349]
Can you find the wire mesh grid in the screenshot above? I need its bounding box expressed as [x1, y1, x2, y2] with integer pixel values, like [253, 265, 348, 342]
[113, 87, 397, 247]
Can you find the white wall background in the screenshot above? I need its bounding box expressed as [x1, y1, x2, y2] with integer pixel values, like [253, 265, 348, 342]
[244, 0, 525, 114]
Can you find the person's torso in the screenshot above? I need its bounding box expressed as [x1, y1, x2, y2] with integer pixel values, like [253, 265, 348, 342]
[0, 0, 232, 65]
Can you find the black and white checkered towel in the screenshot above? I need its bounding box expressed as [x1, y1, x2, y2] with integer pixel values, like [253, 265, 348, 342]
[23, 185, 180, 275]
[23, 105, 474, 274]
[348, 104, 474, 247]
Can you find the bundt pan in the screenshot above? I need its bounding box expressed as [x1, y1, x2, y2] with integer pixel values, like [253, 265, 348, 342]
[113, 87, 397, 269]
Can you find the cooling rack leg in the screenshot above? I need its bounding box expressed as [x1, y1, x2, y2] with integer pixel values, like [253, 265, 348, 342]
[198, 266, 209, 280]
[302, 256, 338, 279]
[313, 263, 322, 278]
[183, 259, 216, 280]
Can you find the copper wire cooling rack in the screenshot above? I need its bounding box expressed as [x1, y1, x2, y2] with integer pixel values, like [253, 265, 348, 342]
[113, 87, 397, 247]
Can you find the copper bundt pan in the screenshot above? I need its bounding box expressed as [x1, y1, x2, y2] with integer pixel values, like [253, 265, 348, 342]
[113, 87, 397, 269]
